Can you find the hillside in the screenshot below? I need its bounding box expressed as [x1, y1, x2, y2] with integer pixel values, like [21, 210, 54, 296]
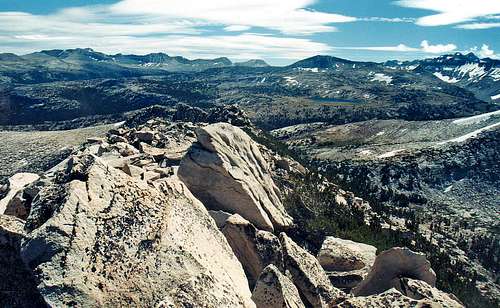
[0, 107, 468, 307]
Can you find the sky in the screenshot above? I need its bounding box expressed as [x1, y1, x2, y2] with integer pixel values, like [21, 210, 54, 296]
[0, 0, 499, 65]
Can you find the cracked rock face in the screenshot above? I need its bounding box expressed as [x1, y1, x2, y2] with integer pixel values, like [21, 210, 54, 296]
[0, 172, 39, 219]
[279, 233, 345, 307]
[222, 214, 283, 289]
[317, 237, 377, 291]
[338, 282, 464, 308]
[20, 154, 254, 307]
[178, 123, 293, 232]
[393, 278, 463, 307]
[251, 264, 305, 308]
[352, 247, 436, 297]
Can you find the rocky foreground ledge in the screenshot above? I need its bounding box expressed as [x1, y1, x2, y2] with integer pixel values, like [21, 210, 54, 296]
[0, 106, 464, 307]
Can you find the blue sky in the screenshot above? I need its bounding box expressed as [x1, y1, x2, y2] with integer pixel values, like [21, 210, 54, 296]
[0, 0, 499, 64]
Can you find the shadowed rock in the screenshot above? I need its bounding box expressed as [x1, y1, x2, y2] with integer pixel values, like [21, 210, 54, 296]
[222, 214, 283, 288]
[0, 173, 39, 219]
[352, 247, 436, 297]
[339, 279, 463, 308]
[0, 215, 47, 307]
[252, 264, 305, 308]
[279, 233, 345, 307]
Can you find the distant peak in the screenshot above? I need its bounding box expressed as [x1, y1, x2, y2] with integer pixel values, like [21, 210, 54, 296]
[234, 59, 269, 67]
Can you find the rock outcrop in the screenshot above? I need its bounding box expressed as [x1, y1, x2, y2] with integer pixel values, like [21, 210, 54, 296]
[0, 113, 469, 308]
[0, 215, 47, 307]
[317, 237, 377, 290]
[339, 286, 463, 308]
[318, 237, 376, 272]
[222, 214, 283, 288]
[173, 103, 251, 127]
[352, 247, 436, 297]
[20, 154, 255, 307]
[280, 233, 345, 307]
[208, 210, 233, 228]
[0, 172, 39, 219]
[393, 278, 463, 306]
[251, 264, 305, 308]
[178, 123, 293, 232]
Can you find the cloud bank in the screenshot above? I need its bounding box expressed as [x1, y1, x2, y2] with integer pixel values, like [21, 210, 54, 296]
[336, 40, 457, 54]
[395, 0, 500, 27]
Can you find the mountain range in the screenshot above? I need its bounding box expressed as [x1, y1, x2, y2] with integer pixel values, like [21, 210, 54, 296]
[1, 49, 498, 104]
[0, 49, 498, 129]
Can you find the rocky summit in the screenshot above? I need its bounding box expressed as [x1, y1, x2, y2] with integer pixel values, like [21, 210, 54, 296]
[0, 108, 467, 308]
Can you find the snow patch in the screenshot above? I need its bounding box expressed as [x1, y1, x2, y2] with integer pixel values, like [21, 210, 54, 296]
[455, 63, 487, 81]
[296, 67, 319, 73]
[452, 110, 500, 125]
[491, 94, 500, 100]
[378, 149, 406, 158]
[375, 131, 385, 136]
[433, 72, 459, 83]
[371, 73, 393, 84]
[444, 185, 453, 193]
[359, 150, 373, 156]
[490, 68, 500, 81]
[142, 62, 160, 67]
[439, 122, 500, 144]
[283, 76, 299, 86]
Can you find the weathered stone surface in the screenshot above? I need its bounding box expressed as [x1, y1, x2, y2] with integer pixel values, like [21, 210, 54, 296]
[113, 142, 140, 157]
[327, 270, 364, 289]
[279, 233, 345, 307]
[339, 282, 464, 308]
[123, 163, 145, 178]
[252, 264, 305, 308]
[178, 123, 293, 232]
[317, 237, 376, 272]
[393, 278, 463, 306]
[133, 130, 155, 143]
[140, 142, 167, 157]
[352, 247, 436, 297]
[108, 134, 128, 144]
[0, 215, 47, 307]
[143, 170, 161, 182]
[21, 154, 255, 307]
[86, 137, 105, 144]
[208, 210, 232, 228]
[0, 172, 39, 218]
[222, 214, 283, 288]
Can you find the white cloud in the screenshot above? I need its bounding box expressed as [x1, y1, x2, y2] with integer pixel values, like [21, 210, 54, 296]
[420, 40, 456, 53]
[224, 25, 252, 32]
[336, 40, 456, 54]
[110, 0, 356, 35]
[395, 0, 500, 26]
[0, 32, 332, 62]
[359, 17, 415, 23]
[0, 0, 355, 62]
[471, 44, 500, 59]
[337, 44, 418, 52]
[457, 22, 500, 29]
